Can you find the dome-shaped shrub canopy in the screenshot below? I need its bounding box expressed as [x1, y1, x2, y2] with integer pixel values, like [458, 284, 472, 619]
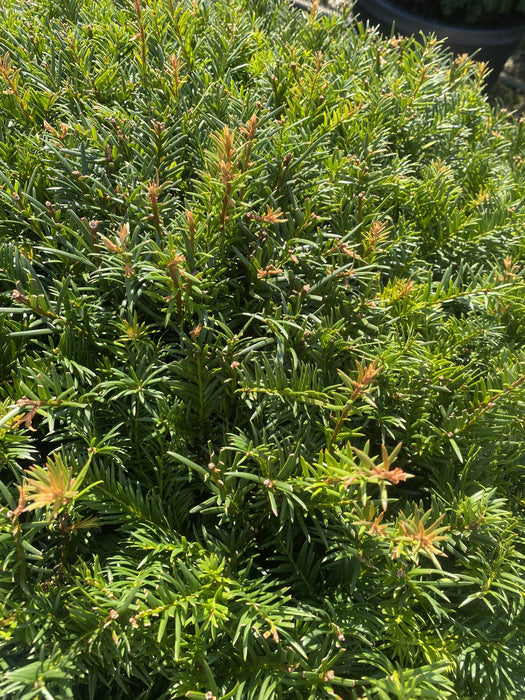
[0, 0, 524, 698]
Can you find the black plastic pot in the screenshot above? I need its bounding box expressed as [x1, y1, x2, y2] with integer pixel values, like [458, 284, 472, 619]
[354, 0, 525, 91]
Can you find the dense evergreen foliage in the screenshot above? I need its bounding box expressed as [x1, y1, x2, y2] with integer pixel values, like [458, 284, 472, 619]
[0, 0, 524, 697]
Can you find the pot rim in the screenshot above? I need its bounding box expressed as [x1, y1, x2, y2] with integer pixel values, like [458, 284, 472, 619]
[355, 0, 525, 44]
